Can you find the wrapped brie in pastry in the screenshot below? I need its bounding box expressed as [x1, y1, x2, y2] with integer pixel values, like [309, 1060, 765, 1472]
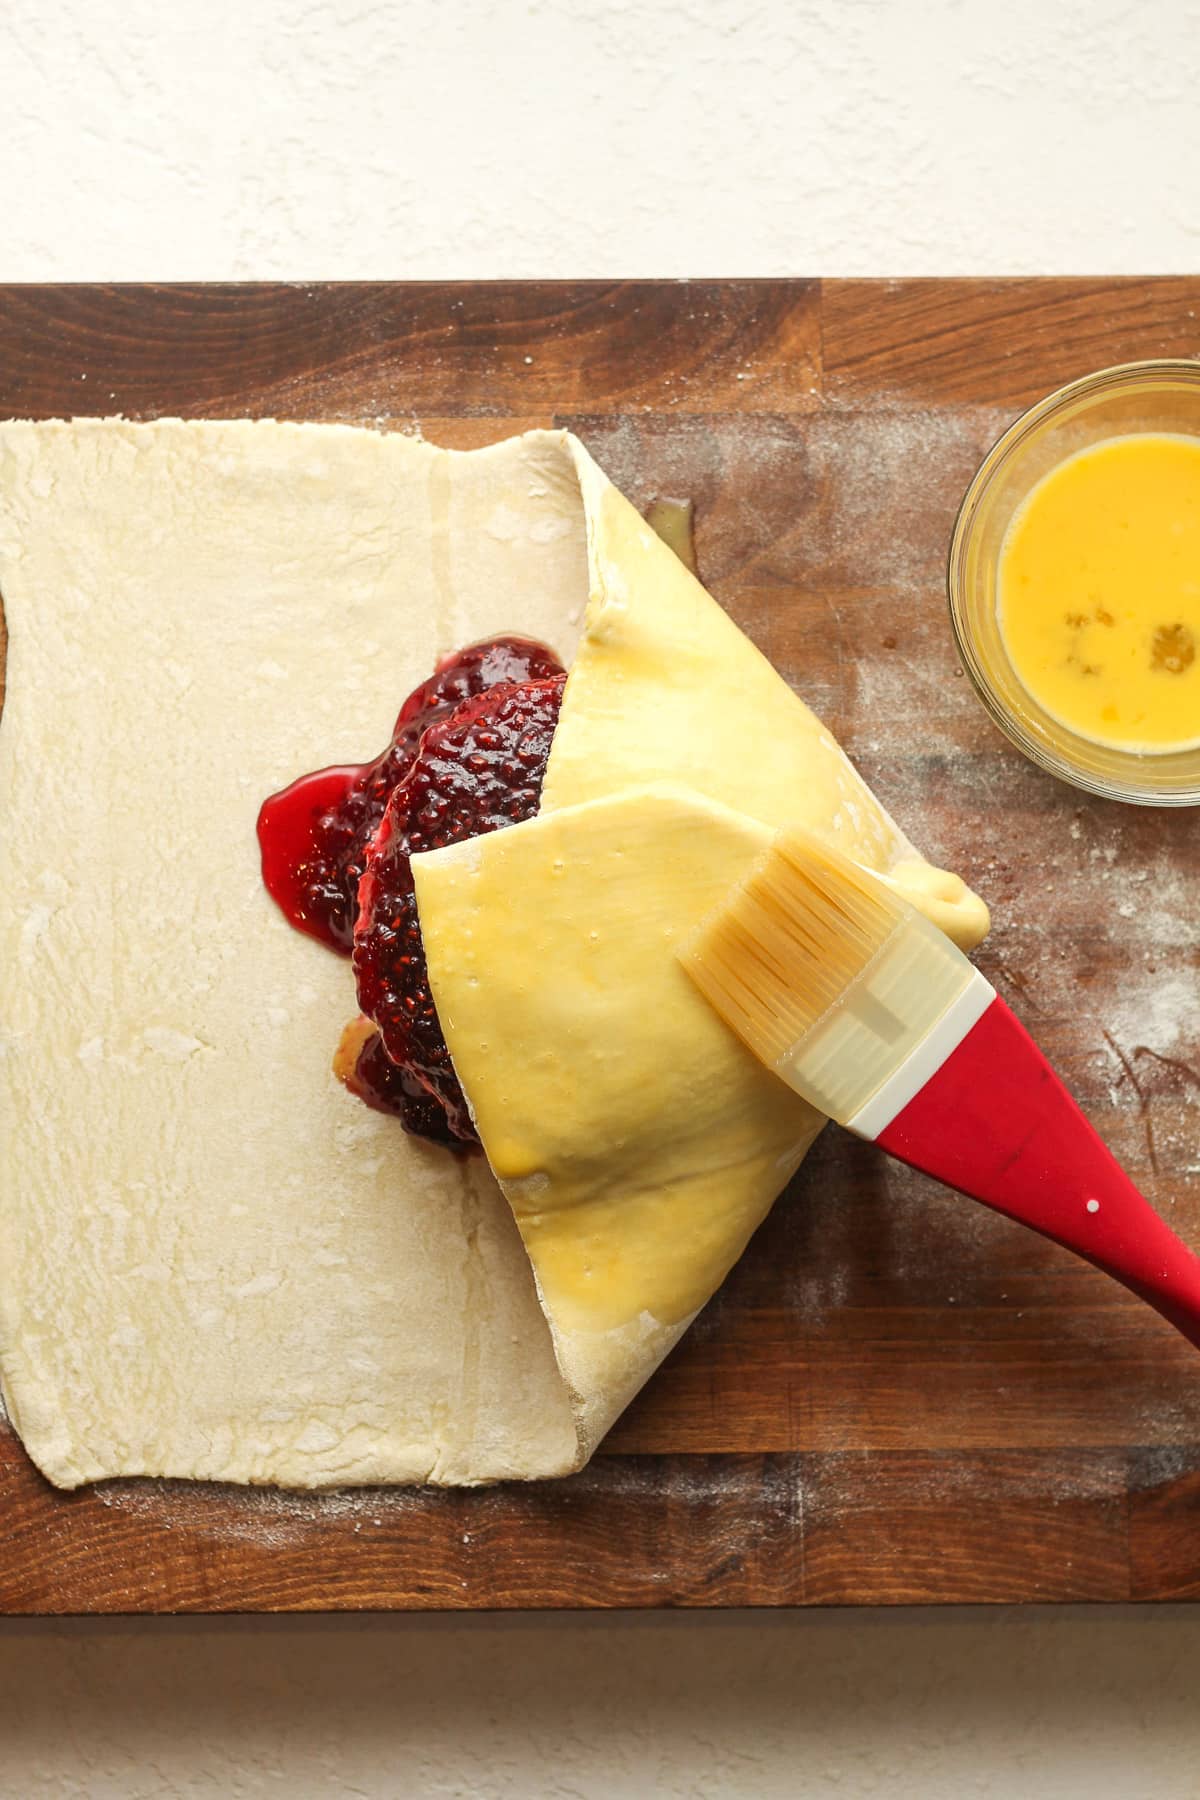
[0, 421, 986, 1488]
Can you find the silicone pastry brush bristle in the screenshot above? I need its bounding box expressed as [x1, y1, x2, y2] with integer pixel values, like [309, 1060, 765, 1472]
[682, 830, 975, 1122]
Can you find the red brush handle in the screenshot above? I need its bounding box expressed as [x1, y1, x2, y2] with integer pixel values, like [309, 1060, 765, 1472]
[876, 996, 1200, 1350]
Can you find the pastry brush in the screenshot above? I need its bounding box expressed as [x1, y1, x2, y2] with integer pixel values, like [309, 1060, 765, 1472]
[681, 829, 1200, 1350]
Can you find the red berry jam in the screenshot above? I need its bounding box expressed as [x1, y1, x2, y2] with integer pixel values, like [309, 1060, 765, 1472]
[258, 636, 566, 1148]
[258, 637, 564, 953]
[353, 676, 565, 1143]
[332, 1017, 464, 1149]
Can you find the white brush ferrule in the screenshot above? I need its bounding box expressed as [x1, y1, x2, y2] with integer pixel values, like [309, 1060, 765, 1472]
[769, 897, 996, 1129]
[844, 966, 995, 1140]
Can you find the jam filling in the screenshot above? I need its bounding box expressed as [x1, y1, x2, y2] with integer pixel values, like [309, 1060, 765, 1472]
[332, 1017, 463, 1147]
[353, 676, 565, 1142]
[258, 636, 564, 953]
[258, 636, 566, 1147]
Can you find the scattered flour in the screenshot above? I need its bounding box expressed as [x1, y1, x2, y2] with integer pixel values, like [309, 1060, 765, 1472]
[93, 1474, 435, 1551]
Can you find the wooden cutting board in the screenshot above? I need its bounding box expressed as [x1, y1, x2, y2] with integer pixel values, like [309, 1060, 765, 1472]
[1, 280, 1198, 1612]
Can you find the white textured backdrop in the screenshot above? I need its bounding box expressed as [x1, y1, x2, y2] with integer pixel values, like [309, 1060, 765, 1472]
[7, 0, 1200, 279]
[4, 0, 1200, 1795]
[0, 1609, 1198, 1797]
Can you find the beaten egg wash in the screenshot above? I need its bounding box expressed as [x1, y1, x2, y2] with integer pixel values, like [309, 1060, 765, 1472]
[998, 433, 1200, 752]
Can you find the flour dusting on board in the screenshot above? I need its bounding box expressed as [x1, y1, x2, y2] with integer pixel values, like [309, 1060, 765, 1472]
[95, 1475, 434, 1549]
[90, 1455, 758, 1560]
[803, 1450, 1115, 1517]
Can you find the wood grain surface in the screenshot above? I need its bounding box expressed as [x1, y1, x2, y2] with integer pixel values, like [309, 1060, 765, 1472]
[0, 280, 1198, 1613]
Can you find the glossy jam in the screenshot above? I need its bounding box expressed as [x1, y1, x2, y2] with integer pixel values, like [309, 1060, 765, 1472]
[258, 636, 566, 1146]
[257, 637, 565, 952]
[999, 435, 1200, 752]
[353, 676, 566, 1142]
[332, 1017, 463, 1148]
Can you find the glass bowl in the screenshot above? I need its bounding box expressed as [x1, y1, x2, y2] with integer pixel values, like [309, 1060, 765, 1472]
[947, 359, 1200, 805]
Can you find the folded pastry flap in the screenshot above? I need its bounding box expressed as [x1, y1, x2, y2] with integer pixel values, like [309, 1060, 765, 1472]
[547, 441, 990, 951]
[413, 785, 824, 1455]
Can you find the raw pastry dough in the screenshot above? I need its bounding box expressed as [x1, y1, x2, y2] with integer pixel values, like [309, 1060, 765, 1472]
[0, 419, 987, 1489]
